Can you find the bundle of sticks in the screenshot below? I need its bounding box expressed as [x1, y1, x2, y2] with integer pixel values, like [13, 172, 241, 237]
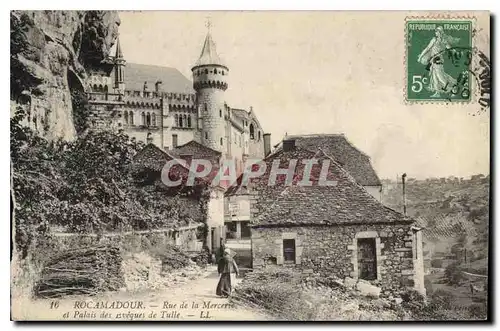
[34, 245, 125, 298]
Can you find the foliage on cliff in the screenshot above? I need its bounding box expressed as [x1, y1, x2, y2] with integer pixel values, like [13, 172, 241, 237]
[11, 107, 206, 259]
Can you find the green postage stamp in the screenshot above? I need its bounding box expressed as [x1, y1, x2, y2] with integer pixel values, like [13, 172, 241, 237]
[406, 19, 473, 102]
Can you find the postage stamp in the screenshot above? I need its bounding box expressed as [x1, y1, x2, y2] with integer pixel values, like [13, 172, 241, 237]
[405, 19, 473, 102]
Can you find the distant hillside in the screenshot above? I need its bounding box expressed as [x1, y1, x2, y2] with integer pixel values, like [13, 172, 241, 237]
[381, 175, 489, 260]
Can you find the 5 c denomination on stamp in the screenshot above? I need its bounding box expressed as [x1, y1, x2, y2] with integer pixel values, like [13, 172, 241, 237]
[406, 19, 473, 102]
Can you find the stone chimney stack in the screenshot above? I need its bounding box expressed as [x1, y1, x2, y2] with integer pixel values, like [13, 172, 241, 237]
[263, 133, 272, 157]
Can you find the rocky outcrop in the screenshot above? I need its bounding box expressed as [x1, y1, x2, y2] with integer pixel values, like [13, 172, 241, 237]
[10, 10, 120, 141]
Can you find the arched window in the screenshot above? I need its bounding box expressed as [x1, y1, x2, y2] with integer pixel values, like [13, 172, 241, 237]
[204, 103, 208, 112]
[175, 114, 179, 127]
[219, 109, 222, 117]
[98, 84, 104, 92]
[179, 115, 184, 127]
[250, 123, 255, 140]
[214, 68, 218, 74]
[146, 113, 151, 126]
[205, 69, 208, 74]
[93, 84, 98, 92]
[129, 111, 134, 125]
[187, 116, 192, 128]
[220, 137, 223, 146]
[152, 113, 156, 126]
[141, 112, 146, 125]
[124, 111, 129, 124]
[258, 131, 261, 141]
[104, 85, 108, 93]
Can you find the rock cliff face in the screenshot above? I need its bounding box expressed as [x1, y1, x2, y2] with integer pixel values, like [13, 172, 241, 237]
[10, 10, 120, 141]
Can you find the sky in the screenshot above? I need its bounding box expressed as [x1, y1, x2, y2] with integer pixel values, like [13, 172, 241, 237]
[117, 11, 490, 179]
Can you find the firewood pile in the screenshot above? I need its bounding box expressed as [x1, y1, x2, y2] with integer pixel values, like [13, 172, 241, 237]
[34, 245, 125, 298]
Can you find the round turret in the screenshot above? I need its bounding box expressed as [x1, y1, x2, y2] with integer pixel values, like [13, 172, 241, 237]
[192, 30, 228, 153]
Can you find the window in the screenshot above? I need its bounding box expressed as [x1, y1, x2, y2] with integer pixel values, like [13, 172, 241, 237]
[225, 222, 237, 239]
[205, 69, 208, 74]
[357, 238, 377, 280]
[152, 113, 156, 126]
[175, 114, 179, 127]
[249, 124, 255, 139]
[258, 131, 261, 141]
[124, 111, 128, 124]
[172, 134, 178, 148]
[146, 113, 151, 126]
[141, 112, 146, 125]
[204, 103, 208, 112]
[220, 137, 223, 146]
[205, 132, 208, 140]
[187, 116, 192, 128]
[219, 109, 222, 117]
[179, 115, 183, 127]
[129, 111, 134, 125]
[283, 239, 296, 263]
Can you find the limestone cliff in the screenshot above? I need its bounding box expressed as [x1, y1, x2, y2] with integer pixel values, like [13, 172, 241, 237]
[10, 10, 120, 141]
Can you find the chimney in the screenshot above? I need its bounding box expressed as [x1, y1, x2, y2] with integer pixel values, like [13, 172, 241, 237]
[283, 139, 296, 152]
[263, 133, 271, 157]
[402, 173, 407, 216]
[155, 80, 162, 92]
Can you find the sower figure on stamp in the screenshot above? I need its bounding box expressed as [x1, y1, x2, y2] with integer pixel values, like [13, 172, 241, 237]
[216, 248, 239, 297]
[417, 26, 460, 97]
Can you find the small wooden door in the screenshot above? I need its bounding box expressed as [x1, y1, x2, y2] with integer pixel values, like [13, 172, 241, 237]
[358, 238, 377, 280]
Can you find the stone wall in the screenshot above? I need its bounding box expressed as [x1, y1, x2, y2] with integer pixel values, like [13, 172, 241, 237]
[251, 223, 424, 298]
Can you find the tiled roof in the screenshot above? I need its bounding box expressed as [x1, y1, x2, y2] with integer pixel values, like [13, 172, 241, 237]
[172, 140, 221, 162]
[277, 134, 381, 186]
[125, 63, 194, 94]
[132, 143, 179, 172]
[252, 148, 412, 227]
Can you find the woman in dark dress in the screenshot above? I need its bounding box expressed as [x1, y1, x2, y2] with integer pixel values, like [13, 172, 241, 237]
[216, 248, 239, 297]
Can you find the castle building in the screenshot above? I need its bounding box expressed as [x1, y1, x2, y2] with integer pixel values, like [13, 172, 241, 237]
[86, 28, 271, 253]
[86, 29, 271, 170]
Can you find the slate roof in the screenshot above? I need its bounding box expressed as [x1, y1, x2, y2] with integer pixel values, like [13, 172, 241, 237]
[125, 63, 195, 94]
[276, 134, 381, 187]
[193, 31, 226, 68]
[252, 148, 412, 227]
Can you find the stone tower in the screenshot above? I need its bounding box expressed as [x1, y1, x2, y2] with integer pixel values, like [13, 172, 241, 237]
[114, 37, 126, 94]
[192, 28, 228, 153]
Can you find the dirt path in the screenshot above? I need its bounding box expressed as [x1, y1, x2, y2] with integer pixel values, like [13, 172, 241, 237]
[12, 266, 269, 321]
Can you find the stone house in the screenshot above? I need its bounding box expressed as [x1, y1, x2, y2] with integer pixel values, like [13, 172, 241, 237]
[132, 143, 226, 253]
[226, 139, 425, 297]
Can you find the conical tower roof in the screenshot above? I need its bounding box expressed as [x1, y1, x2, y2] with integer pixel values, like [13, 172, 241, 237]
[193, 31, 226, 68]
[115, 37, 124, 59]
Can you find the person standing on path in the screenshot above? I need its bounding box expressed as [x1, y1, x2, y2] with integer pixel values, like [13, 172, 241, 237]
[216, 248, 239, 297]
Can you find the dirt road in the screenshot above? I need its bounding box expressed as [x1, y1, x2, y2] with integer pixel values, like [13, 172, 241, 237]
[12, 266, 269, 321]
